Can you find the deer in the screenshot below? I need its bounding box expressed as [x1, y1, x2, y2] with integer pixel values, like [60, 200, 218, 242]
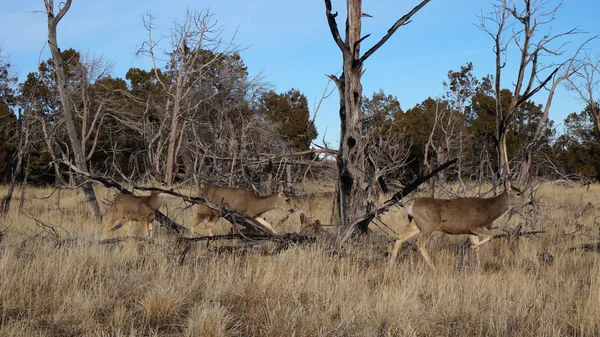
[389, 183, 532, 270]
[192, 184, 294, 236]
[105, 177, 172, 237]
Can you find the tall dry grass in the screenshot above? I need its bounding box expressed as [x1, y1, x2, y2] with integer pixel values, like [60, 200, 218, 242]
[0, 183, 599, 336]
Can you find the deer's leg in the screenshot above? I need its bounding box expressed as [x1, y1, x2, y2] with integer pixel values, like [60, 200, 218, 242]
[192, 215, 209, 235]
[255, 217, 277, 235]
[106, 217, 126, 232]
[469, 235, 482, 267]
[416, 231, 436, 271]
[389, 222, 420, 267]
[470, 227, 493, 249]
[204, 216, 217, 237]
[146, 214, 156, 237]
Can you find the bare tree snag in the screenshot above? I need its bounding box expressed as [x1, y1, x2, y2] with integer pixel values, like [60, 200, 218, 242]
[44, 0, 102, 223]
[518, 37, 597, 185]
[136, 10, 237, 184]
[324, 0, 430, 232]
[566, 54, 600, 136]
[479, 0, 585, 182]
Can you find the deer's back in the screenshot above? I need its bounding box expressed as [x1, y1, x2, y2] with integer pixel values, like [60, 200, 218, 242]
[112, 194, 159, 221]
[198, 185, 256, 216]
[412, 197, 499, 234]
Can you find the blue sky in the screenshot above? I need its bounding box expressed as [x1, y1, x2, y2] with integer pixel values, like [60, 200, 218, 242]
[1, 0, 599, 147]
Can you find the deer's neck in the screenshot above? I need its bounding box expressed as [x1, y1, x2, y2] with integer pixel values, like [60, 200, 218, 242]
[487, 192, 511, 220]
[249, 193, 280, 216]
[146, 193, 162, 210]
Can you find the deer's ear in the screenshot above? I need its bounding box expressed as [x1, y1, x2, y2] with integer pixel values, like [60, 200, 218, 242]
[277, 184, 284, 193]
[503, 179, 512, 191]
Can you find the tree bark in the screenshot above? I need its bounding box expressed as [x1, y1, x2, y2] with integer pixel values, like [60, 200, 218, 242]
[338, 2, 366, 230]
[44, 0, 102, 223]
[165, 97, 182, 184]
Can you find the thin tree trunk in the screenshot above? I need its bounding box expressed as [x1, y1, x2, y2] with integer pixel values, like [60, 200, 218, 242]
[0, 110, 28, 214]
[44, 0, 102, 223]
[498, 131, 510, 180]
[165, 99, 181, 184]
[19, 156, 29, 213]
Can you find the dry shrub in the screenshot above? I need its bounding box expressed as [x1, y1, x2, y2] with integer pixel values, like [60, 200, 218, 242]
[186, 301, 236, 337]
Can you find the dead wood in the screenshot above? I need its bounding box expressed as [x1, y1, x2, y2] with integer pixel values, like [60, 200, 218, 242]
[569, 242, 600, 253]
[492, 224, 546, 244]
[97, 236, 155, 244]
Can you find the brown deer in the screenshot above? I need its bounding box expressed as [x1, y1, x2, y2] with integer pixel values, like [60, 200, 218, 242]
[389, 183, 532, 270]
[193, 184, 294, 236]
[106, 177, 172, 237]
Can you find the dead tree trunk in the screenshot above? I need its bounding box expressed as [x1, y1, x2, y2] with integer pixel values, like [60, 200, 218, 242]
[324, 0, 430, 233]
[0, 111, 28, 215]
[44, 0, 102, 223]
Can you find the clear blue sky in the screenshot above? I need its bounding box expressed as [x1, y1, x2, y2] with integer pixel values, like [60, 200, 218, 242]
[1, 0, 599, 147]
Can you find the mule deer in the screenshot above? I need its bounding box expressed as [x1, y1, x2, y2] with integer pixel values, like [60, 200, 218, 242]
[389, 184, 532, 270]
[106, 178, 172, 237]
[193, 184, 293, 236]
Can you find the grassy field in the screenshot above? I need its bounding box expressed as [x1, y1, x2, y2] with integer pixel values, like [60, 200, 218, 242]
[0, 182, 599, 336]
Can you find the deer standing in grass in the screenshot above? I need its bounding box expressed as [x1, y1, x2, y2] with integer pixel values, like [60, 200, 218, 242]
[389, 184, 532, 270]
[106, 178, 172, 237]
[193, 184, 294, 236]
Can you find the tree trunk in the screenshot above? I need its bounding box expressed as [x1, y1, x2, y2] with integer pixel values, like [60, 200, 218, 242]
[519, 150, 533, 186]
[498, 131, 510, 181]
[19, 156, 29, 213]
[45, 0, 102, 223]
[334, 0, 366, 231]
[325, 0, 430, 233]
[0, 113, 26, 215]
[165, 99, 181, 184]
[436, 145, 446, 184]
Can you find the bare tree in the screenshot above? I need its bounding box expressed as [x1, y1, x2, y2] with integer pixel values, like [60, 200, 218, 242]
[43, 0, 102, 222]
[136, 9, 236, 184]
[478, 0, 585, 182]
[518, 38, 596, 185]
[70, 54, 114, 166]
[566, 54, 600, 134]
[324, 0, 430, 231]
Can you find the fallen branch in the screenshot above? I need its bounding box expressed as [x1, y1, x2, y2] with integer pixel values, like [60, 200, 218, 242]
[178, 232, 316, 244]
[98, 236, 155, 244]
[493, 231, 547, 240]
[569, 242, 600, 253]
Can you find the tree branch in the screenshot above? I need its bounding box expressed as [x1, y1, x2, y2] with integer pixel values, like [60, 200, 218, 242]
[360, 0, 431, 63]
[515, 65, 559, 106]
[54, 0, 72, 25]
[324, 0, 347, 53]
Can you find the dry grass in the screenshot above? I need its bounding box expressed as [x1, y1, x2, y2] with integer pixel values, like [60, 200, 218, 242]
[0, 183, 599, 336]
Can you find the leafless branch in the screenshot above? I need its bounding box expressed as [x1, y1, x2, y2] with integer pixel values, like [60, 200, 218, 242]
[360, 0, 431, 63]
